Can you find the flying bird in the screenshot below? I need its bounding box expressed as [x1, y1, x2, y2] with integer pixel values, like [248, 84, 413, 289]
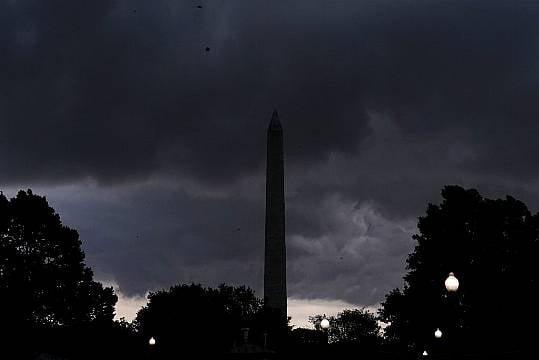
[197, 5, 203, 8]
[205, 47, 210, 52]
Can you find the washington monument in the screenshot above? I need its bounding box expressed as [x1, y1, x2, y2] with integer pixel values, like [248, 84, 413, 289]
[264, 109, 287, 318]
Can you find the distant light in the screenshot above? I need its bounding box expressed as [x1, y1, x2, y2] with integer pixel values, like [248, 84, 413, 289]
[445, 272, 459, 292]
[435, 328, 443, 339]
[423, 350, 428, 356]
[149, 337, 156, 345]
[320, 318, 330, 329]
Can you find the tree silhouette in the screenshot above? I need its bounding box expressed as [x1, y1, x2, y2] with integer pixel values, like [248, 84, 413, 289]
[309, 308, 381, 346]
[379, 186, 539, 357]
[134, 283, 263, 356]
[0, 190, 117, 356]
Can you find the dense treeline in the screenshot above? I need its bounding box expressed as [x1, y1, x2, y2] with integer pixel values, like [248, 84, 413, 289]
[380, 186, 539, 358]
[2, 186, 537, 359]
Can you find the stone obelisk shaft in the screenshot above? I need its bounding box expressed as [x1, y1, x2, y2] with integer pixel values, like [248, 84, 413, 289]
[264, 110, 287, 318]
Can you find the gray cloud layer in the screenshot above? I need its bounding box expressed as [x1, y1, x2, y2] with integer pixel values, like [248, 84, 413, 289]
[2, 0, 539, 306]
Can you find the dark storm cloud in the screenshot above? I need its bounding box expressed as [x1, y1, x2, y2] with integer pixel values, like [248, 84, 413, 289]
[2, 0, 539, 308]
[0, 0, 371, 187]
[2, 0, 539, 187]
[26, 182, 266, 296]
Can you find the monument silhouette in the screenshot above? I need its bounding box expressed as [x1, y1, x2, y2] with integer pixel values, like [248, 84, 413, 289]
[264, 109, 287, 318]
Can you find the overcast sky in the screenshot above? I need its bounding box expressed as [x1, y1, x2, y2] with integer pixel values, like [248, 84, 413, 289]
[2, 0, 539, 327]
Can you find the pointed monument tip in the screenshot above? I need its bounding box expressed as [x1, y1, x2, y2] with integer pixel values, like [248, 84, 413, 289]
[269, 108, 282, 130]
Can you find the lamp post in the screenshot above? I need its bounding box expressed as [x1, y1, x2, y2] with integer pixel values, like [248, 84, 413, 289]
[320, 317, 330, 345]
[434, 328, 443, 339]
[445, 272, 459, 292]
[443, 272, 459, 357]
[148, 337, 156, 360]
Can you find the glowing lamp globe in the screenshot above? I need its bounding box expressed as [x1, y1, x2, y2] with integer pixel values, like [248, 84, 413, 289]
[445, 272, 459, 292]
[434, 328, 442, 339]
[149, 337, 156, 346]
[423, 350, 428, 356]
[320, 318, 330, 329]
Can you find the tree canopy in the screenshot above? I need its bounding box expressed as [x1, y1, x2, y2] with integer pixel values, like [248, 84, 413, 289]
[379, 186, 539, 357]
[310, 308, 381, 346]
[0, 190, 117, 329]
[134, 283, 265, 355]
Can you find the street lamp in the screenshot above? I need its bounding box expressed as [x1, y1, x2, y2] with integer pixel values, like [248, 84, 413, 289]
[443, 272, 459, 357]
[148, 337, 156, 360]
[445, 272, 459, 292]
[320, 318, 330, 330]
[423, 350, 428, 356]
[320, 317, 330, 345]
[435, 328, 443, 339]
